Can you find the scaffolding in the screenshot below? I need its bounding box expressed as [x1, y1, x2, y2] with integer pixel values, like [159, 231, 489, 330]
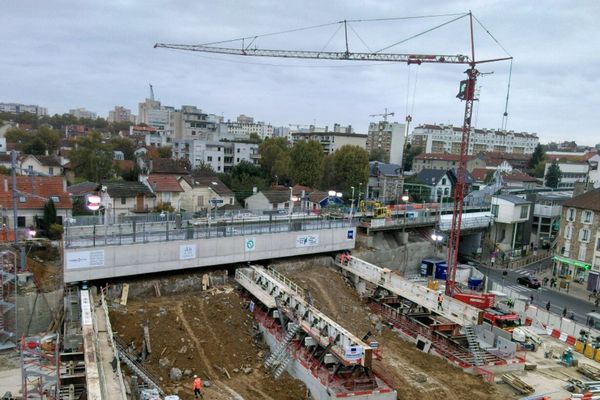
[0, 248, 16, 350]
[21, 334, 61, 399]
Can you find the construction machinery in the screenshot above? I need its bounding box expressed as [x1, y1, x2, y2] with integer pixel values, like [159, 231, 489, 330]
[512, 327, 543, 351]
[369, 108, 395, 122]
[155, 12, 512, 300]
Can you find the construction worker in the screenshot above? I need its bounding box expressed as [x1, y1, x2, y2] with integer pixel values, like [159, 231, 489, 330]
[546, 301, 551, 312]
[437, 292, 443, 311]
[193, 375, 203, 399]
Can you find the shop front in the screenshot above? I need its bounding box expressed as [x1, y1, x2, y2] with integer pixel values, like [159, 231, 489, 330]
[553, 255, 593, 289]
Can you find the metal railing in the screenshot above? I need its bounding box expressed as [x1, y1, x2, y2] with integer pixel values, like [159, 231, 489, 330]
[64, 215, 354, 249]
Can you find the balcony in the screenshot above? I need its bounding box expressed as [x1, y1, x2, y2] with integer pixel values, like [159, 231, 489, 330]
[534, 204, 562, 218]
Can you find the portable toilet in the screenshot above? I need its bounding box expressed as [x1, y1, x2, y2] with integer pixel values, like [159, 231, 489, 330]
[434, 262, 448, 280]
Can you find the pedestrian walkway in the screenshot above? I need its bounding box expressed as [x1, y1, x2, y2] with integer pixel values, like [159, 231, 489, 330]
[537, 269, 594, 303]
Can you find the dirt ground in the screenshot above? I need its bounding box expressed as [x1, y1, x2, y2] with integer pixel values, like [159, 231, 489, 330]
[279, 262, 518, 400]
[110, 289, 307, 400]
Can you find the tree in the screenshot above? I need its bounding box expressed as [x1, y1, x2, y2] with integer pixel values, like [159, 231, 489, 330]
[219, 160, 269, 203]
[69, 132, 115, 182]
[290, 140, 324, 187]
[320, 153, 335, 190]
[259, 137, 290, 178]
[484, 170, 495, 184]
[330, 145, 369, 195]
[157, 146, 172, 158]
[403, 144, 423, 172]
[545, 160, 562, 188]
[121, 165, 141, 181]
[23, 136, 46, 155]
[191, 161, 215, 175]
[369, 148, 389, 163]
[110, 137, 136, 160]
[40, 199, 60, 239]
[36, 126, 60, 153]
[248, 132, 263, 144]
[528, 144, 545, 170]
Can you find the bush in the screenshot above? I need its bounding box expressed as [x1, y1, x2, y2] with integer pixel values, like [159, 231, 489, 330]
[49, 224, 63, 240]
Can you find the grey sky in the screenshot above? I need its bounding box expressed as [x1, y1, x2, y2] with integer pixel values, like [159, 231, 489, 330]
[2, 1, 600, 145]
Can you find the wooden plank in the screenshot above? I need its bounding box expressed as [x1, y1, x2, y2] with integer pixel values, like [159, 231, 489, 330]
[153, 282, 161, 297]
[120, 283, 129, 306]
[202, 274, 210, 291]
[143, 325, 152, 354]
[501, 373, 534, 395]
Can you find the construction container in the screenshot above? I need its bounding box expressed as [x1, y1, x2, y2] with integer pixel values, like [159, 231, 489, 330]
[434, 262, 448, 280]
[584, 343, 596, 359]
[575, 340, 585, 353]
[421, 258, 445, 277]
[468, 277, 483, 290]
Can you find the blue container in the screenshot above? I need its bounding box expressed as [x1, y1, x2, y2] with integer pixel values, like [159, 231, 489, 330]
[434, 263, 448, 280]
[468, 277, 483, 290]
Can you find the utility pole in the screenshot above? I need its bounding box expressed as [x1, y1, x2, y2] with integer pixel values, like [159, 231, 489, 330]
[11, 150, 18, 245]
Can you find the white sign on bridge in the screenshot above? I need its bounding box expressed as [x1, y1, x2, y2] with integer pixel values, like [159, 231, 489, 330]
[296, 234, 319, 247]
[66, 250, 105, 269]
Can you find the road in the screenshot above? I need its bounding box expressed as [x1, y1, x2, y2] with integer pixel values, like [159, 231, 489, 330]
[479, 260, 596, 323]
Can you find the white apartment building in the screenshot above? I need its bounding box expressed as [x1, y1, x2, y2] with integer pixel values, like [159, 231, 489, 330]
[291, 124, 366, 154]
[366, 121, 406, 166]
[68, 108, 97, 120]
[172, 139, 259, 172]
[173, 106, 224, 140]
[544, 161, 589, 189]
[410, 124, 539, 155]
[225, 120, 274, 140]
[0, 102, 47, 116]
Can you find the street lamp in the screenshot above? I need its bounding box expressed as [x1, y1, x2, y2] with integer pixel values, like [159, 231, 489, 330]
[350, 186, 355, 221]
[401, 191, 409, 241]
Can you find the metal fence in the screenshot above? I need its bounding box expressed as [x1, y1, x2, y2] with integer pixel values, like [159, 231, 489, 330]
[64, 215, 354, 249]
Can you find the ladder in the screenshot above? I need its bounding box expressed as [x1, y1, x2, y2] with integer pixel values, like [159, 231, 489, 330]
[273, 351, 293, 379]
[463, 325, 485, 367]
[115, 338, 165, 397]
[264, 323, 300, 369]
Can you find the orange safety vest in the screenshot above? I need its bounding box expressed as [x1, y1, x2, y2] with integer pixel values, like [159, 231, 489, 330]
[193, 377, 202, 389]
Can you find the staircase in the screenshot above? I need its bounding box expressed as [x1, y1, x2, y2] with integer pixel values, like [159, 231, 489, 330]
[273, 351, 294, 379]
[265, 323, 300, 369]
[463, 325, 485, 367]
[0, 269, 15, 348]
[115, 338, 165, 397]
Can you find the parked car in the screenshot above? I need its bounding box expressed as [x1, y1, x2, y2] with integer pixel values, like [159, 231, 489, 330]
[517, 275, 541, 289]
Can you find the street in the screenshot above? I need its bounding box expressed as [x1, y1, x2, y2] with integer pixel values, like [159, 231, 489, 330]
[479, 260, 596, 323]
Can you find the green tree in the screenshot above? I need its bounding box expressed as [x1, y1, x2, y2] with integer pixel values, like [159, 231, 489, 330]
[290, 140, 324, 187]
[545, 160, 562, 188]
[110, 137, 136, 160]
[218, 161, 269, 203]
[40, 199, 59, 238]
[403, 144, 423, 172]
[331, 145, 369, 195]
[191, 161, 215, 175]
[259, 137, 290, 178]
[369, 148, 389, 163]
[248, 132, 263, 144]
[157, 146, 172, 158]
[36, 126, 60, 153]
[528, 144, 545, 170]
[69, 132, 115, 182]
[484, 170, 495, 184]
[533, 161, 546, 178]
[320, 153, 335, 190]
[23, 136, 47, 155]
[121, 165, 141, 181]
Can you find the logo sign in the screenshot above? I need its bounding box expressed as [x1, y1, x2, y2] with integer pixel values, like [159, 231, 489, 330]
[210, 198, 224, 205]
[344, 345, 364, 361]
[86, 194, 101, 211]
[347, 230, 354, 240]
[245, 237, 256, 252]
[296, 234, 319, 248]
[179, 244, 196, 260]
[66, 250, 105, 269]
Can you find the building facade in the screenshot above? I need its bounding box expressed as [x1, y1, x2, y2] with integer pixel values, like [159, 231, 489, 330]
[554, 189, 600, 291]
[0, 102, 47, 116]
[366, 121, 406, 166]
[172, 139, 259, 172]
[544, 161, 589, 189]
[490, 194, 533, 257]
[108, 106, 135, 123]
[68, 108, 97, 120]
[411, 124, 539, 155]
[412, 153, 485, 173]
[291, 124, 367, 154]
[225, 115, 273, 140]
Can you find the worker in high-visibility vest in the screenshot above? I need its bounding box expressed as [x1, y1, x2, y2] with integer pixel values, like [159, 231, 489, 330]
[193, 375, 203, 398]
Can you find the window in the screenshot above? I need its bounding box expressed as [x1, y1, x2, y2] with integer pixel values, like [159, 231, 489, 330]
[596, 238, 600, 252]
[442, 178, 447, 185]
[27, 165, 33, 173]
[237, 148, 240, 153]
[207, 156, 212, 162]
[197, 195, 204, 206]
[48, 167, 54, 175]
[17, 216, 26, 227]
[579, 246, 587, 261]
[236, 158, 240, 163]
[50, 196, 59, 203]
[491, 204, 499, 217]
[162, 192, 171, 203]
[581, 229, 590, 242]
[19, 196, 26, 203]
[520, 205, 529, 219]
[121, 197, 126, 205]
[564, 225, 572, 240]
[218, 157, 221, 162]
[583, 210, 593, 224]
[567, 208, 576, 221]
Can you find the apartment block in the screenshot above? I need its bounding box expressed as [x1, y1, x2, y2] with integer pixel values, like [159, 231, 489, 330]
[412, 153, 485, 173]
[410, 124, 538, 155]
[108, 106, 135, 123]
[0, 102, 47, 116]
[366, 121, 406, 166]
[291, 124, 366, 154]
[172, 138, 259, 172]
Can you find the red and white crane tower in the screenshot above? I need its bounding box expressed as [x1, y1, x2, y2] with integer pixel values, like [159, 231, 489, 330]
[155, 12, 512, 297]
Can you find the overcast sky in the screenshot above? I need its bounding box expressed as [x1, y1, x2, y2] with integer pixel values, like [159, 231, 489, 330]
[2, 1, 600, 145]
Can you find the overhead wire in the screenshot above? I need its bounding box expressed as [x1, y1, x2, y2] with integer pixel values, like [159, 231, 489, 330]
[317, 23, 344, 56]
[348, 23, 373, 53]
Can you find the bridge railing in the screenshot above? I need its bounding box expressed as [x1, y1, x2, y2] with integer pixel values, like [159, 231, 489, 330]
[63, 215, 354, 249]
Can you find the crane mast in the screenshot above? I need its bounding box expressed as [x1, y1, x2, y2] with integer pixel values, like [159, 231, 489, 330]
[155, 12, 511, 298]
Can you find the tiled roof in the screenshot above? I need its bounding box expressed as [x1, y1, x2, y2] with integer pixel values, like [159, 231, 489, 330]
[501, 170, 538, 182]
[67, 181, 99, 196]
[369, 161, 402, 177]
[33, 155, 62, 167]
[308, 191, 329, 203]
[262, 190, 291, 204]
[415, 169, 452, 185]
[414, 153, 476, 162]
[147, 174, 184, 193]
[471, 168, 489, 182]
[113, 159, 135, 171]
[186, 175, 234, 196]
[0, 175, 72, 209]
[292, 184, 313, 196]
[562, 189, 600, 211]
[102, 181, 155, 198]
[150, 158, 189, 174]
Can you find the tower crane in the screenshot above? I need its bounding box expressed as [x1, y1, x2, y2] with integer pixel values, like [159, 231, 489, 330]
[155, 12, 512, 297]
[369, 108, 394, 122]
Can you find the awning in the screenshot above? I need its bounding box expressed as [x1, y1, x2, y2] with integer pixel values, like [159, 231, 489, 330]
[552, 255, 591, 270]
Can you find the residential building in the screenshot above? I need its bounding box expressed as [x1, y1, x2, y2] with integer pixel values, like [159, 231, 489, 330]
[500, 170, 539, 190]
[273, 126, 291, 141]
[137, 98, 176, 144]
[20, 155, 63, 176]
[224, 115, 274, 140]
[367, 161, 402, 203]
[107, 106, 135, 123]
[481, 152, 531, 172]
[64, 124, 91, 138]
[100, 181, 156, 222]
[0, 102, 47, 116]
[172, 139, 259, 172]
[414, 169, 475, 203]
[544, 161, 589, 189]
[490, 194, 533, 257]
[0, 137, 6, 154]
[244, 189, 292, 211]
[410, 124, 538, 155]
[0, 175, 72, 229]
[412, 153, 485, 173]
[291, 124, 367, 154]
[366, 121, 406, 166]
[179, 174, 235, 213]
[139, 157, 189, 176]
[554, 189, 600, 290]
[173, 106, 223, 140]
[589, 154, 600, 188]
[531, 191, 572, 248]
[141, 174, 184, 211]
[68, 108, 97, 120]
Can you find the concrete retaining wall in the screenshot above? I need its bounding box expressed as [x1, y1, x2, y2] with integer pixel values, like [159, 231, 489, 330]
[64, 227, 356, 282]
[14, 288, 63, 336]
